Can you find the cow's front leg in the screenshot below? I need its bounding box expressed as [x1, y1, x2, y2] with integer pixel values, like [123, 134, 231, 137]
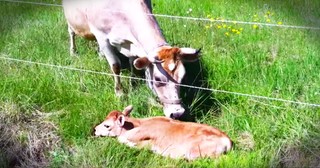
[89, 25, 123, 96]
[68, 25, 77, 56]
[98, 41, 123, 96]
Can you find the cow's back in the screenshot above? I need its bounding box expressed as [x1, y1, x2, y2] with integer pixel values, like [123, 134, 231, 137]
[137, 118, 232, 159]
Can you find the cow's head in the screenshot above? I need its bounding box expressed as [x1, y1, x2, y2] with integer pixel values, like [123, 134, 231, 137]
[94, 105, 133, 137]
[133, 46, 201, 119]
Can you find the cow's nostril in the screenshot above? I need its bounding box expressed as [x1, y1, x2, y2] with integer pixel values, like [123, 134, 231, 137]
[170, 113, 174, 119]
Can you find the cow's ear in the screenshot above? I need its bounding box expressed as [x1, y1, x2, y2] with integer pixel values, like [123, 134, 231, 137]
[117, 115, 126, 126]
[122, 105, 133, 116]
[133, 57, 151, 70]
[178, 48, 201, 62]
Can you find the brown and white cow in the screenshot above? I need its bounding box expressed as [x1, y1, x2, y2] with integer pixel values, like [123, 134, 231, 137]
[94, 105, 232, 160]
[62, 0, 201, 119]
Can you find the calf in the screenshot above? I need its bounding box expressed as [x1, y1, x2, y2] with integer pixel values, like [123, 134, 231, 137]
[94, 105, 232, 160]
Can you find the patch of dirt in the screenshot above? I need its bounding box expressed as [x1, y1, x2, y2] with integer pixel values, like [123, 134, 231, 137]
[278, 145, 320, 168]
[0, 102, 61, 168]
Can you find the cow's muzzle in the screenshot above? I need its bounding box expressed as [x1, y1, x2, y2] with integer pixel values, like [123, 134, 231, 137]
[163, 103, 185, 119]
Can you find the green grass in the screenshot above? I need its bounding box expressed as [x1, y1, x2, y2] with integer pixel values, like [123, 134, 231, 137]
[0, 0, 320, 167]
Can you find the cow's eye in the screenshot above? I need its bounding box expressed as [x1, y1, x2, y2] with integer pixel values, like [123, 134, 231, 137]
[104, 125, 110, 129]
[155, 77, 161, 82]
[154, 76, 166, 87]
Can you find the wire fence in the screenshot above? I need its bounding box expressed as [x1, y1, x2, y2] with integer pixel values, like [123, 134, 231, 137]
[1, 54, 320, 108]
[1, 0, 320, 30]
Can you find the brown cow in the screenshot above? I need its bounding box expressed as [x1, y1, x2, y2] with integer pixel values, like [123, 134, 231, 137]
[94, 105, 232, 160]
[62, 0, 201, 119]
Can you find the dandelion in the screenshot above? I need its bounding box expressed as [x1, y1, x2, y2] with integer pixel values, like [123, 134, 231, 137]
[253, 24, 259, 29]
[277, 21, 283, 25]
[205, 25, 210, 29]
[186, 8, 192, 14]
[228, 26, 231, 29]
[207, 14, 211, 18]
[223, 24, 227, 28]
[236, 31, 241, 35]
[217, 25, 222, 29]
[239, 28, 243, 31]
[266, 11, 271, 15]
[231, 29, 236, 32]
[225, 32, 230, 36]
[266, 19, 271, 23]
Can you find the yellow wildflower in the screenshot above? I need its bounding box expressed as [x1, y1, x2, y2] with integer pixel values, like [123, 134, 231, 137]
[223, 24, 227, 28]
[239, 28, 243, 31]
[253, 24, 259, 29]
[207, 14, 211, 18]
[266, 19, 271, 23]
[217, 25, 222, 29]
[225, 32, 230, 36]
[205, 25, 210, 29]
[277, 21, 283, 25]
[231, 29, 236, 32]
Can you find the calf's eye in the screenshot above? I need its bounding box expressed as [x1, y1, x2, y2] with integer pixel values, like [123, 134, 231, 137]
[104, 125, 110, 128]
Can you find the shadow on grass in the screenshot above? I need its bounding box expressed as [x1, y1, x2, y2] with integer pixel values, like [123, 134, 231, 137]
[252, 0, 320, 44]
[179, 59, 221, 121]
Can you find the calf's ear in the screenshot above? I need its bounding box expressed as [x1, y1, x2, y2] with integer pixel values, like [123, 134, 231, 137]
[133, 57, 151, 70]
[117, 115, 126, 127]
[179, 47, 201, 62]
[122, 105, 133, 116]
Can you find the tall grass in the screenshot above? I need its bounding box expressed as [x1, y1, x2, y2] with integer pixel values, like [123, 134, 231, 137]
[0, 0, 319, 167]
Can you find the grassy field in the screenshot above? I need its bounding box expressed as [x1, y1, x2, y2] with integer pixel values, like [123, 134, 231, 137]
[0, 0, 320, 167]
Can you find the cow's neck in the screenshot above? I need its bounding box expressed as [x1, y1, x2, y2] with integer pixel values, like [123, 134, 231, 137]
[128, 1, 167, 55]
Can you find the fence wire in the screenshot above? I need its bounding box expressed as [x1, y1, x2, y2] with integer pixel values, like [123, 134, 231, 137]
[1, 0, 320, 30]
[1, 54, 319, 108]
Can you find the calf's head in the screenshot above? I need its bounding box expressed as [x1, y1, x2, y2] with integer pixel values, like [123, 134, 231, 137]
[133, 47, 201, 119]
[94, 105, 133, 137]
